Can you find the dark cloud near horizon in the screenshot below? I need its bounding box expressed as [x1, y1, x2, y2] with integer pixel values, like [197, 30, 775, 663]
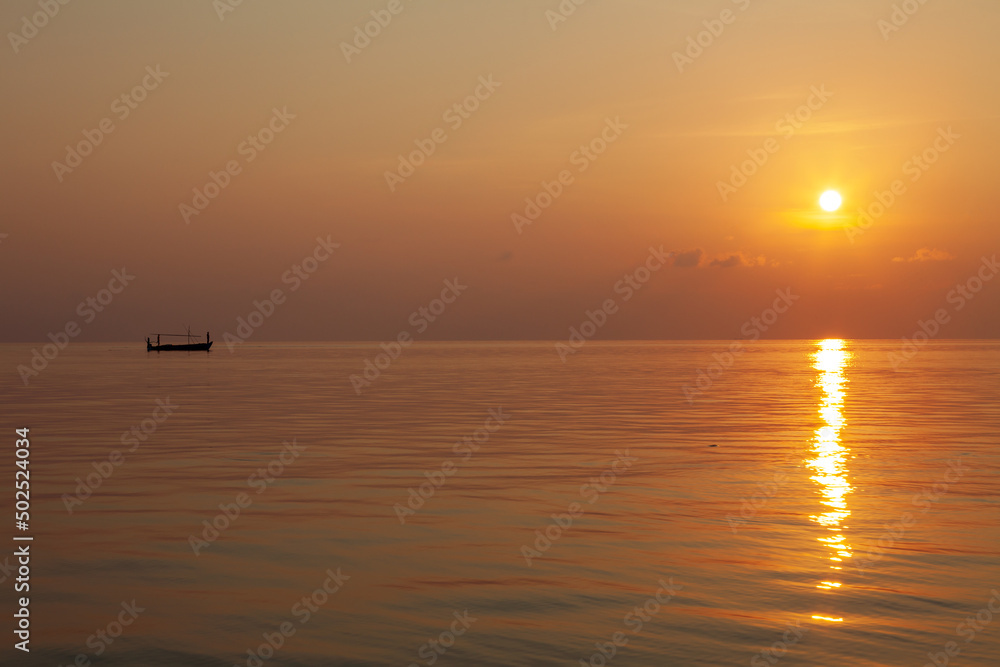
[710, 254, 742, 269]
[672, 249, 703, 268]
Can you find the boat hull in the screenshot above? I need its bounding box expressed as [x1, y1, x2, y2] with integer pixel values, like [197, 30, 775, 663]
[147, 342, 212, 352]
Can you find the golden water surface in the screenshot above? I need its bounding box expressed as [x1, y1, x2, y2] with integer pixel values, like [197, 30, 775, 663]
[0, 340, 997, 666]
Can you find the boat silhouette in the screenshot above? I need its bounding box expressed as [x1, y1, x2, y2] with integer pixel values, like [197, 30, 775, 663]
[146, 328, 212, 352]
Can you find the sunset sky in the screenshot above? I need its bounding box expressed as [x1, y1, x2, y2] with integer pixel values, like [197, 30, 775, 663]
[2, 0, 998, 342]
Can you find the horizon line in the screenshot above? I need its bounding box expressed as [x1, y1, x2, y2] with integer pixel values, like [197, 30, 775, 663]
[3, 338, 999, 345]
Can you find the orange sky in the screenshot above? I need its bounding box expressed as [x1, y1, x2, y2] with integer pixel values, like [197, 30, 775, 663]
[1, 0, 998, 341]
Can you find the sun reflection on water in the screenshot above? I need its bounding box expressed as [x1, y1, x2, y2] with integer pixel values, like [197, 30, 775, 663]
[807, 339, 853, 598]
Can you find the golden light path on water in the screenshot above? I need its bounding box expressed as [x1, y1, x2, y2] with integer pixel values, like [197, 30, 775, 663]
[807, 339, 852, 623]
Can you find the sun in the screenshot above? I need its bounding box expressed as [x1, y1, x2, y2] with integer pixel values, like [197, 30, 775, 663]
[819, 190, 843, 212]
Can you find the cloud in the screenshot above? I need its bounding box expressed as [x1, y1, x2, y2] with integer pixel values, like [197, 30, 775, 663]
[672, 249, 703, 268]
[709, 252, 769, 269]
[670, 249, 770, 269]
[710, 254, 742, 268]
[892, 248, 955, 263]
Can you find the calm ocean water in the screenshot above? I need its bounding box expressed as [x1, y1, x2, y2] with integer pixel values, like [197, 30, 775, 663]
[1, 340, 998, 666]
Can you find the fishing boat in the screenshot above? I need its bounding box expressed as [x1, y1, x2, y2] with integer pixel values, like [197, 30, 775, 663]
[146, 329, 212, 352]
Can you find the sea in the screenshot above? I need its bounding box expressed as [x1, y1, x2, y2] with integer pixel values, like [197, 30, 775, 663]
[0, 340, 997, 666]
